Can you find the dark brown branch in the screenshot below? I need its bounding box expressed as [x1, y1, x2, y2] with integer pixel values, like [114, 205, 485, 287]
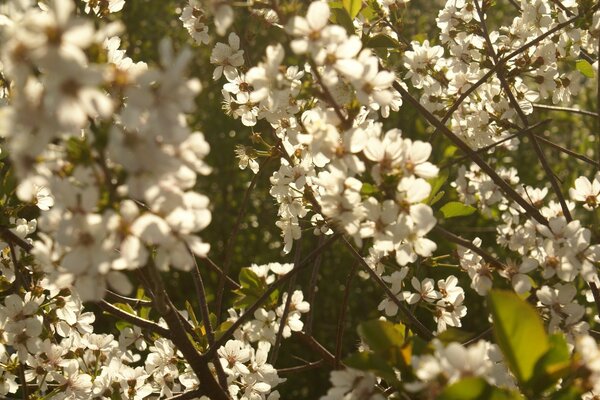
[269, 238, 303, 364]
[533, 103, 598, 118]
[217, 155, 273, 322]
[98, 300, 172, 339]
[335, 263, 357, 367]
[140, 265, 229, 400]
[474, 0, 572, 222]
[341, 237, 435, 340]
[305, 235, 326, 336]
[277, 359, 324, 374]
[205, 233, 341, 359]
[393, 81, 548, 225]
[105, 290, 152, 308]
[533, 134, 600, 168]
[0, 227, 33, 252]
[433, 226, 505, 270]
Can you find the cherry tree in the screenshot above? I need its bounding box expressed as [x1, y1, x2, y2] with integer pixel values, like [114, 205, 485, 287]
[1, 0, 600, 398]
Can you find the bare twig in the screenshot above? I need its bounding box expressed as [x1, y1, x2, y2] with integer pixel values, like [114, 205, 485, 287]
[205, 233, 341, 359]
[433, 226, 505, 270]
[341, 237, 435, 340]
[189, 246, 228, 389]
[98, 300, 172, 339]
[277, 359, 324, 374]
[305, 235, 326, 336]
[217, 155, 273, 323]
[105, 290, 152, 308]
[533, 134, 600, 168]
[393, 81, 548, 225]
[335, 263, 357, 367]
[269, 238, 303, 364]
[533, 103, 598, 118]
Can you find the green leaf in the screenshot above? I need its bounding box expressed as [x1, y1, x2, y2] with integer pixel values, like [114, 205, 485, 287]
[550, 386, 584, 400]
[438, 377, 521, 400]
[366, 34, 398, 48]
[343, 0, 362, 18]
[357, 320, 410, 367]
[330, 8, 355, 34]
[488, 290, 549, 384]
[361, 183, 378, 195]
[344, 351, 397, 383]
[576, 59, 595, 78]
[429, 190, 445, 206]
[440, 201, 476, 218]
[185, 301, 200, 329]
[239, 268, 262, 289]
[427, 170, 448, 205]
[436, 327, 474, 345]
[528, 334, 571, 393]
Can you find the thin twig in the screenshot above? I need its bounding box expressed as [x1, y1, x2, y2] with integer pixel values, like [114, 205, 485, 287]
[335, 263, 357, 367]
[533, 103, 598, 118]
[440, 119, 551, 169]
[165, 389, 203, 400]
[305, 235, 326, 336]
[475, 0, 572, 222]
[277, 359, 324, 374]
[309, 59, 350, 127]
[201, 256, 240, 290]
[433, 226, 505, 270]
[393, 81, 548, 225]
[104, 290, 152, 308]
[98, 300, 172, 339]
[205, 234, 341, 359]
[533, 134, 600, 167]
[269, 238, 303, 364]
[217, 155, 273, 323]
[341, 237, 434, 340]
[462, 326, 493, 346]
[293, 332, 337, 368]
[189, 246, 228, 389]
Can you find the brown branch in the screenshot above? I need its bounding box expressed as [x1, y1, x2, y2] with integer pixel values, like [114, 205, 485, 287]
[277, 359, 324, 374]
[533, 103, 598, 118]
[217, 155, 273, 323]
[293, 332, 337, 368]
[269, 238, 303, 364]
[140, 264, 229, 400]
[335, 263, 357, 367]
[204, 233, 341, 359]
[393, 81, 548, 225]
[98, 300, 172, 339]
[474, 0, 572, 222]
[341, 236, 435, 340]
[433, 226, 505, 270]
[533, 134, 600, 168]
